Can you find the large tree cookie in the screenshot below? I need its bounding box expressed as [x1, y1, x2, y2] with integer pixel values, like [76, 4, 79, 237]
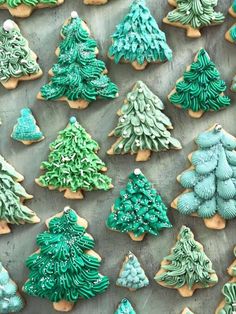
[155, 226, 218, 297]
[108, 0, 172, 70]
[115, 298, 136, 314]
[37, 11, 118, 110]
[172, 124, 236, 230]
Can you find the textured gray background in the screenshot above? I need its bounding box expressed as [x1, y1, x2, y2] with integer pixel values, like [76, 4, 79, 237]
[0, 0, 235, 313]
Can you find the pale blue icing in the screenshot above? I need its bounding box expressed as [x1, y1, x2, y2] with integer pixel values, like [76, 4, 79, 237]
[115, 298, 136, 314]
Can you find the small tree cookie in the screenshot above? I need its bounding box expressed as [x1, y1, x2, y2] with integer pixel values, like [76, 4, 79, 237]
[225, 1, 236, 43]
[0, 20, 42, 90]
[108, 0, 172, 70]
[107, 168, 172, 241]
[172, 124, 236, 230]
[23, 207, 109, 312]
[229, 0, 236, 17]
[36, 117, 113, 199]
[107, 81, 181, 161]
[116, 252, 149, 291]
[163, 0, 225, 38]
[115, 298, 136, 314]
[11, 108, 44, 145]
[155, 226, 218, 297]
[37, 11, 118, 109]
[0, 154, 40, 235]
[0, 262, 24, 313]
[181, 308, 194, 314]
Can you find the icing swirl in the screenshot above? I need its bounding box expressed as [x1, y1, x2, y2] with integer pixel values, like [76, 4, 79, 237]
[0, 0, 57, 8]
[219, 283, 236, 314]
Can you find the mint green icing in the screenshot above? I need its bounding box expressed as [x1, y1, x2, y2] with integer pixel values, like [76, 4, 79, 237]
[108, 0, 172, 65]
[231, 75, 236, 92]
[155, 226, 218, 289]
[107, 169, 172, 238]
[219, 283, 236, 314]
[115, 298, 136, 314]
[229, 24, 236, 42]
[11, 108, 44, 143]
[110, 81, 181, 155]
[232, 0, 236, 13]
[170, 49, 231, 113]
[117, 252, 149, 290]
[23, 208, 109, 303]
[176, 124, 236, 220]
[0, 0, 56, 8]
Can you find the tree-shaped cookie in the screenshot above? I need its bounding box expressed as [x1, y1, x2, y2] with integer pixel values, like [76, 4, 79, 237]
[0, 20, 42, 90]
[181, 308, 194, 314]
[36, 116, 113, 199]
[163, 0, 225, 38]
[107, 168, 172, 241]
[0, 262, 24, 313]
[0, 154, 40, 235]
[37, 11, 118, 110]
[116, 252, 149, 291]
[23, 207, 109, 312]
[172, 124, 236, 230]
[108, 0, 172, 70]
[107, 81, 182, 161]
[225, 1, 236, 43]
[229, 0, 236, 17]
[115, 298, 136, 314]
[155, 226, 218, 297]
[11, 108, 44, 145]
[216, 246, 236, 313]
[169, 48, 231, 118]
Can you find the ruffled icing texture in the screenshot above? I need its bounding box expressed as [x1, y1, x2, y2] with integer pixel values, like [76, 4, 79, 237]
[167, 0, 225, 29]
[170, 49, 231, 112]
[0, 0, 57, 7]
[40, 16, 118, 102]
[0, 24, 41, 82]
[219, 283, 236, 314]
[229, 24, 236, 42]
[107, 170, 172, 238]
[176, 125, 236, 220]
[116, 253, 149, 290]
[155, 226, 218, 289]
[0, 262, 24, 313]
[112, 81, 181, 154]
[38, 117, 112, 192]
[115, 298, 136, 314]
[23, 209, 109, 302]
[108, 0, 172, 65]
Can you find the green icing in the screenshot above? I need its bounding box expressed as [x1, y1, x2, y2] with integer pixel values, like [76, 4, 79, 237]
[23, 208, 109, 303]
[0, 262, 24, 313]
[115, 298, 136, 314]
[170, 49, 231, 113]
[0, 0, 56, 8]
[229, 24, 236, 42]
[166, 0, 225, 29]
[219, 283, 236, 314]
[108, 0, 172, 65]
[155, 226, 218, 289]
[0, 21, 41, 83]
[37, 117, 112, 193]
[110, 81, 181, 155]
[107, 169, 172, 238]
[231, 75, 236, 92]
[40, 14, 118, 103]
[176, 124, 236, 220]
[116, 252, 149, 290]
[232, 0, 236, 13]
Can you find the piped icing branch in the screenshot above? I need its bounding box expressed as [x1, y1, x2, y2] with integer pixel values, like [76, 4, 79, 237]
[115, 298, 136, 314]
[0, 0, 57, 8]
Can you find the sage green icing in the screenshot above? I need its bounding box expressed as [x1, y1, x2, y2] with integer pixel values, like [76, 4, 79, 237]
[155, 226, 218, 289]
[37, 117, 112, 192]
[0, 0, 56, 8]
[115, 298, 136, 314]
[0, 22, 41, 83]
[230, 247, 236, 277]
[219, 283, 236, 314]
[108, 0, 172, 65]
[111, 81, 181, 155]
[23, 208, 109, 302]
[107, 169, 172, 238]
[170, 49, 231, 113]
[166, 0, 225, 29]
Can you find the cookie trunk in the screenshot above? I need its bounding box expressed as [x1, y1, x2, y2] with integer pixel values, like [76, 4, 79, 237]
[53, 300, 74, 312]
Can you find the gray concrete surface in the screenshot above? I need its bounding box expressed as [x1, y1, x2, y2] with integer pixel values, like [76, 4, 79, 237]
[0, 0, 235, 313]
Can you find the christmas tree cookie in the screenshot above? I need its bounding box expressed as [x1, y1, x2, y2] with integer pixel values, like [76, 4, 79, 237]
[0, 262, 24, 313]
[11, 108, 44, 145]
[216, 246, 236, 313]
[163, 0, 225, 38]
[229, 0, 236, 17]
[0, 20, 42, 89]
[107, 169, 172, 241]
[172, 124, 236, 230]
[225, 1, 236, 43]
[116, 252, 149, 291]
[155, 226, 218, 297]
[37, 11, 118, 110]
[169, 49, 231, 118]
[36, 116, 113, 199]
[181, 308, 194, 314]
[115, 298, 136, 314]
[107, 81, 182, 161]
[108, 0, 172, 70]
[0, 154, 40, 234]
[23, 207, 109, 312]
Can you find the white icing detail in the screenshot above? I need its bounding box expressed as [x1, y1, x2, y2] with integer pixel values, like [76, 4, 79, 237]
[71, 11, 78, 18]
[134, 168, 141, 175]
[3, 20, 15, 32]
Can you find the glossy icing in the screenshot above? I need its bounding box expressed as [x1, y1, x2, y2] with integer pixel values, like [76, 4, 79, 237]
[108, 0, 172, 65]
[0, 0, 56, 7]
[219, 283, 236, 314]
[115, 298, 136, 314]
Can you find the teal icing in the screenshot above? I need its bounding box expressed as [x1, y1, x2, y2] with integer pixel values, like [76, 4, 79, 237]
[108, 0, 172, 65]
[176, 124, 236, 220]
[115, 298, 136, 314]
[219, 283, 236, 314]
[232, 0, 236, 13]
[229, 24, 236, 42]
[116, 252, 149, 290]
